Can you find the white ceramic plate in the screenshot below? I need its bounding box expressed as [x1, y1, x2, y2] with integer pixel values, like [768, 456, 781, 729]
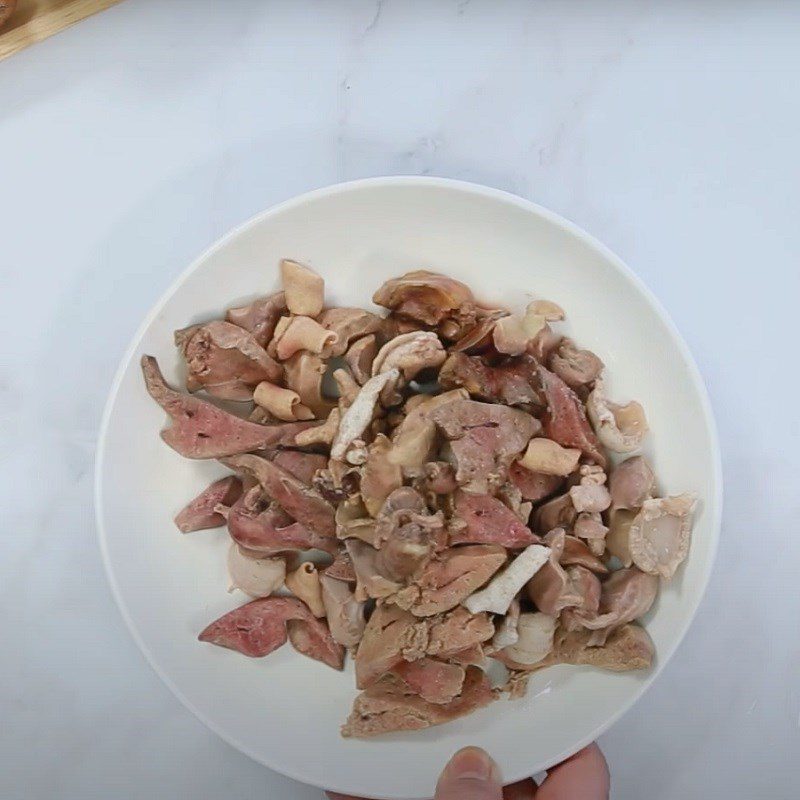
[96, 177, 721, 799]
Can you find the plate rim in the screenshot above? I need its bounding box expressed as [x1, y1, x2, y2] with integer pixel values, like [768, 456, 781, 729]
[95, 175, 723, 797]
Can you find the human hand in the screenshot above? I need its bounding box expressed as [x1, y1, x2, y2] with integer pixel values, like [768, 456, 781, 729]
[326, 742, 609, 800]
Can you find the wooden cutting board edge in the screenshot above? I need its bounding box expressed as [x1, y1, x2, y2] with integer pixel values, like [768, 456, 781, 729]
[0, 0, 124, 62]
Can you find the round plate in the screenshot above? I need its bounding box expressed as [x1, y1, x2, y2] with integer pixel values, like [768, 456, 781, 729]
[96, 177, 721, 799]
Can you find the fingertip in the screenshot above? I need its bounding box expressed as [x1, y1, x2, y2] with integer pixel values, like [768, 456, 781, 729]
[502, 777, 538, 799]
[442, 746, 501, 782]
[536, 742, 610, 800]
[436, 747, 503, 798]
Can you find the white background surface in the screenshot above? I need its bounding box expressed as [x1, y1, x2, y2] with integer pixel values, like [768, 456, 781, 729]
[0, 1, 797, 798]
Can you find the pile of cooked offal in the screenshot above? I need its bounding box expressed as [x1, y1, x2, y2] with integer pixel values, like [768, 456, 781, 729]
[142, 261, 696, 737]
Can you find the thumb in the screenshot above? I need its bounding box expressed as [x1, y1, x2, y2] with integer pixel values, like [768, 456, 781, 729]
[435, 747, 503, 800]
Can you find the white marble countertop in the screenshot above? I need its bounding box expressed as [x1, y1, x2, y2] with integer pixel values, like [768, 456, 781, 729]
[1, 1, 798, 798]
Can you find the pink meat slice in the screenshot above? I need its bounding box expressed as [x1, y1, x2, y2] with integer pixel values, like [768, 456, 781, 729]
[538, 366, 606, 466]
[176, 320, 282, 399]
[225, 485, 338, 554]
[141, 356, 313, 459]
[430, 399, 540, 493]
[355, 605, 425, 689]
[446, 643, 486, 666]
[397, 545, 507, 616]
[508, 462, 564, 502]
[198, 596, 344, 669]
[174, 475, 242, 532]
[341, 666, 495, 737]
[221, 453, 336, 538]
[324, 549, 357, 583]
[392, 658, 466, 704]
[225, 291, 287, 347]
[451, 490, 539, 548]
[439, 352, 543, 407]
[426, 607, 495, 658]
[271, 451, 328, 485]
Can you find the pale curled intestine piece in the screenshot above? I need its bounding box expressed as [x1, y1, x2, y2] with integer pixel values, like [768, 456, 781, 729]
[284, 561, 326, 618]
[517, 437, 580, 477]
[462, 544, 551, 615]
[330, 369, 399, 461]
[628, 493, 696, 579]
[492, 313, 546, 356]
[227, 544, 286, 598]
[587, 379, 648, 453]
[501, 612, 558, 666]
[491, 597, 521, 651]
[280, 259, 324, 317]
[271, 315, 338, 360]
[371, 331, 446, 380]
[526, 299, 565, 321]
[253, 381, 314, 421]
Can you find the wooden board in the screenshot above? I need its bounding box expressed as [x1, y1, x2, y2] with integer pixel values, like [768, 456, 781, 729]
[0, 0, 122, 61]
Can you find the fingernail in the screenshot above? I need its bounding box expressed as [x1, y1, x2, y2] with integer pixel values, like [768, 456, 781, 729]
[445, 747, 501, 782]
[448, 747, 494, 780]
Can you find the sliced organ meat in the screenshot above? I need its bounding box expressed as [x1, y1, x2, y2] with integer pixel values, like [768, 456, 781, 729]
[221, 453, 335, 538]
[141, 356, 312, 459]
[532, 492, 577, 535]
[342, 666, 494, 738]
[317, 307, 382, 357]
[450, 491, 539, 548]
[426, 606, 495, 658]
[549, 338, 604, 390]
[438, 352, 544, 408]
[508, 462, 563, 503]
[393, 545, 507, 617]
[391, 658, 466, 704]
[539, 366, 606, 466]
[225, 485, 338, 555]
[360, 435, 404, 517]
[174, 475, 242, 532]
[560, 535, 609, 574]
[325, 549, 357, 583]
[387, 389, 468, 469]
[320, 574, 366, 647]
[270, 451, 328, 486]
[501, 623, 655, 673]
[355, 605, 426, 689]
[225, 291, 287, 348]
[176, 320, 282, 399]
[608, 455, 656, 511]
[198, 596, 344, 669]
[447, 644, 486, 666]
[372, 270, 475, 326]
[430, 398, 540, 493]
